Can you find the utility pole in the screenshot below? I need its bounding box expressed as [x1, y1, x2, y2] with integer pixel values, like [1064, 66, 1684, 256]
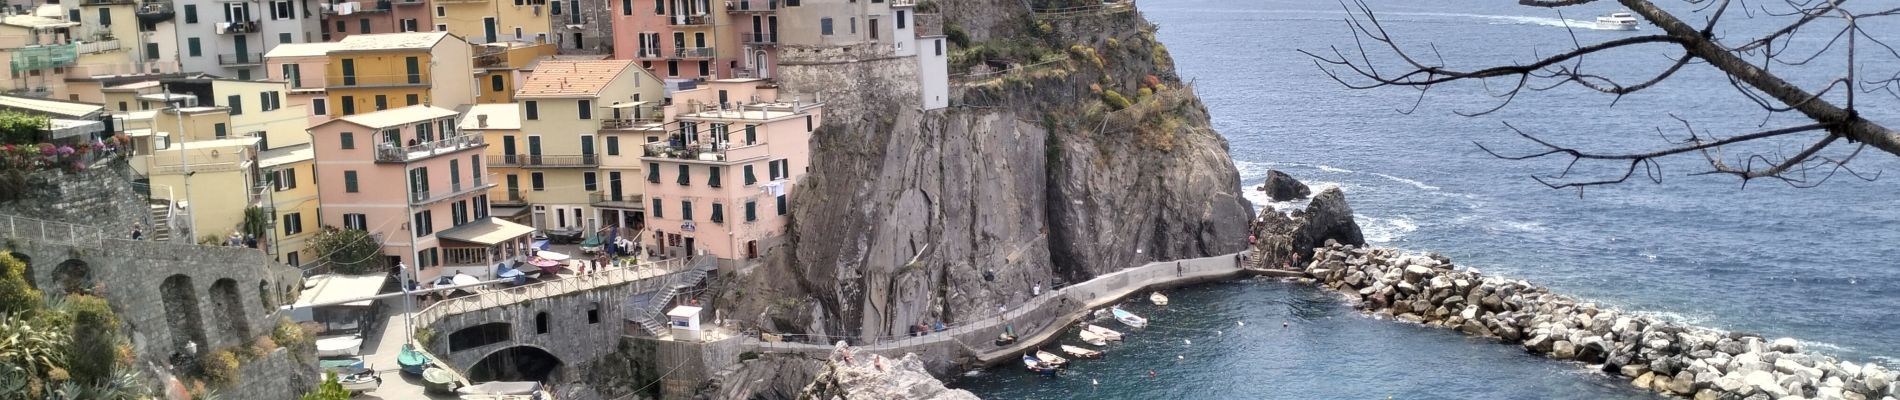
[164, 81, 196, 241]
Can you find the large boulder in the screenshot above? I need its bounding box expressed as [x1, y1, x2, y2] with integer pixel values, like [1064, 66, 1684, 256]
[1260, 169, 1312, 201]
[1291, 188, 1367, 255]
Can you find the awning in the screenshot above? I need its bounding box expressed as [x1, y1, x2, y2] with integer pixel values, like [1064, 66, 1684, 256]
[294, 274, 389, 308]
[435, 217, 534, 246]
[605, 101, 651, 109]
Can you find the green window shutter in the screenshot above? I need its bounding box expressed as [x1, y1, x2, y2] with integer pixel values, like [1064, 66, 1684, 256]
[340, 132, 354, 149]
[776, 195, 787, 215]
[652, 198, 663, 218]
[681, 201, 693, 221]
[227, 95, 242, 115]
[606, 136, 619, 156]
[184, 5, 198, 23]
[647, 163, 660, 183]
[743, 165, 756, 185]
[745, 201, 756, 222]
[711, 203, 723, 223]
[767, 161, 780, 180]
[677, 164, 689, 185]
[344, 171, 359, 192]
[187, 38, 201, 56]
[745, 125, 756, 145]
[708, 166, 721, 187]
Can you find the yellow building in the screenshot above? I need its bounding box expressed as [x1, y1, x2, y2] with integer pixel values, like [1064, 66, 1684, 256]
[472, 41, 557, 104]
[2, 14, 79, 98]
[212, 79, 319, 266]
[431, 0, 550, 45]
[126, 104, 266, 244]
[487, 59, 662, 234]
[324, 32, 475, 117]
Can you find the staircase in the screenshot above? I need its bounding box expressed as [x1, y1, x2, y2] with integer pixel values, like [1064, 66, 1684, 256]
[626, 260, 718, 337]
[146, 201, 173, 241]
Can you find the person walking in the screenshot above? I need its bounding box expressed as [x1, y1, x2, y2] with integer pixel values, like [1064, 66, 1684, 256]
[131, 223, 143, 240]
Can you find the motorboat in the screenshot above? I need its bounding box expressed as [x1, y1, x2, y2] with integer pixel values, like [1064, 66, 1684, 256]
[398, 344, 432, 375]
[1111, 307, 1148, 328]
[1079, 329, 1108, 346]
[335, 365, 382, 394]
[314, 335, 365, 358]
[1035, 350, 1070, 368]
[1022, 355, 1059, 374]
[1150, 291, 1169, 306]
[995, 331, 1018, 346]
[457, 381, 550, 399]
[1596, 12, 1639, 30]
[318, 356, 366, 372]
[1083, 324, 1123, 341]
[421, 367, 461, 394]
[1060, 345, 1103, 359]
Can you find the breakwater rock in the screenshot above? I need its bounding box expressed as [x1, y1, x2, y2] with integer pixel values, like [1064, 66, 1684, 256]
[798, 343, 979, 400]
[1301, 243, 1900, 400]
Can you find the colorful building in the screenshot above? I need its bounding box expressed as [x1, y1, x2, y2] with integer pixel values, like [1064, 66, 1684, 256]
[210, 78, 319, 266]
[608, 0, 735, 81]
[322, 31, 475, 117]
[263, 41, 342, 126]
[430, 0, 549, 44]
[486, 59, 662, 235]
[2, 14, 81, 97]
[309, 105, 528, 281]
[472, 40, 557, 104]
[641, 78, 820, 263]
[317, 0, 432, 42]
[132, 102, 268, 244]
[166, 0, 320, 79]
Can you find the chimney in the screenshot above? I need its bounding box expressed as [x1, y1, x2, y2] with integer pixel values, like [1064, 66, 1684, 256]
[477, 114, 489, 128]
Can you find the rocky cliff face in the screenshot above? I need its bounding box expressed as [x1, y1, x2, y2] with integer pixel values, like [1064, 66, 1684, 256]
[728, 0, 1252, 341]
[797, 343, 979, 400]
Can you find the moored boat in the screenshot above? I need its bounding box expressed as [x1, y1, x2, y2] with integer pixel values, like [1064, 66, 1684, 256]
[1596, 12, 1638, 30]
[1150, 291, 1169, 306]
[1023, 355, 1059, 374]
[1060, 345, 1103, 359]
[1084, 324, 1124, 341]
[1112, 307, 1148, 328]
[1079, 329, 1108, 346]
[1035, 350, 1070, 367]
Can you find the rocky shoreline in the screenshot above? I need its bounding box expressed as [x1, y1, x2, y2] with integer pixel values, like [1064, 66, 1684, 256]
[1296, 242, 1898, 400]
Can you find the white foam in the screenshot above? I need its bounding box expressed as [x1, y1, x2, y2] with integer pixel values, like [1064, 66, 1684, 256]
[1233, 160, 1274, 182]
[1391, 11, 1632, 31]
[1370, 172, 1441, 191]
[1357, 214, 1419, 243]
[1317, 165, 1354, 174]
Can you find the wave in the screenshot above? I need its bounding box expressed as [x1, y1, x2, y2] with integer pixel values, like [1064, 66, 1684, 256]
[1369, 172, 1440, 191]
[1356, 214, 1419, 243]
[1316, 165, 1354, 174]
[1234, 160, 1274, 181]
[1387, 11, 1633, 31]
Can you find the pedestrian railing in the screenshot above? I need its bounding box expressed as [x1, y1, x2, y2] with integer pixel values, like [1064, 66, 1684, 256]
[413, 257, 702, 328]
[0, 213, 106, 247]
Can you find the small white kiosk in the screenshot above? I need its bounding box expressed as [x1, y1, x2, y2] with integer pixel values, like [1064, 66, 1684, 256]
[666, 305, 703, 341]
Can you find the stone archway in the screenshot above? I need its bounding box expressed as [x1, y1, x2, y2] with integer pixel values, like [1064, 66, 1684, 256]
[448, 322, 513, 352]
[208, 278, 251, 341]
[160, 274, 208, 355]
[52, 259, 91, 294]
[467, 345, 565, 383]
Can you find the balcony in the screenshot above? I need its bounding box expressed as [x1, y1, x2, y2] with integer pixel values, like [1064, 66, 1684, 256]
[486, 154, 599, 168]
[590, 193, 644, 209]
[217, 52, 265, 66]
[409, 175, 497, 205]
[632, 48, 662, 59]
[672, 47, 716, 59]
[642, 141, 767, 163]
[329, 73, 429, 88]
[496, 188, 525, 205]
[217, 20, 260, 34]
[666, 14, 712, 26]
[726, 0, 776, 12]
[891, 0, 915, 6]
[394, 0, 425, 5]
[137, 2, 175, 22]
[741, 32, 777, 46]
[375, 134, 487, 163]
[75, 40, 121, 55]
[601, 114, 664, 130]
[321, 1, 389, 14]
[8, 44, 78, 73]
[82, 0, 137, 5]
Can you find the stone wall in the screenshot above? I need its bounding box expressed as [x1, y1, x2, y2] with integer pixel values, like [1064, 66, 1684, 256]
[1301, 243, 1900, 400]
[0, 159, 150, 236]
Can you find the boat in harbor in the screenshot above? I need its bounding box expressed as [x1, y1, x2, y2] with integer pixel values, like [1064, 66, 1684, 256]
[1036, 350, 1070, 367]
[1023, 355, 1060, 374]
[1150, 291, 1169, 306]
[1596, 12, 1638, 30]
[1112, 307, 1148, 328]
[1079, 329, 1108, 346]
[1083, 324, 1124, 341]
[1060, 345, 1103, 359]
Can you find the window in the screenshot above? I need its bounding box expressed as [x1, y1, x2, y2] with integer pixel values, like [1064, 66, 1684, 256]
[273, 168, 298, 190]
[341, 96, 355, 115]
[374, 95, 387, 110]
[647, 162, 660, 183]
[237, 69, 252, 80]
[213, 123, 228, 138]
[360, 19, 370, 34]
[99, 8, 112, 25]
[583, 172, 597, 191]
[531, 172, 545, 191]
[785, 0, 798, 6]
[708, 166, 721, 187]
[339, 131, 353, 149]
[145, 43, 159, 61]
[282, 213, 303, 235]
[525, 101, 538, 120]
[437, 24, 446, 31]
[621, 0, 630, 15]
[606, 136, 619, 156]
[850, 17, 857, 34]
[745, 201, 757, 222]
[413, 210, 434, 236]
[185, 4, 199, 23]
[435, 6, 443, 16]
[343, 213, 367, 230]
[187, 38, 202, 56]
[550, 1, 560, 14]
[676, 164, 690, 185]
[935, 39, 943, 56]
[405, 56, 421, 83]
[745, 124, 757, 145]
[344, 170, 359, 192]
[777, 194, 787, 215]
[681, 200, 693, 221]
[490, 75, 504, 92]
[711, 203, 724, 223]
[335, 20, 345, 33]
[229, 95, 246, 115]
[666, 61, 678, 77]
[698, 61, 710, 76]
[768, 159, 781, 180]
[342, 59, 356, 85]
[580, 135, 595, 157]
[578, 100, 591, 119]
[651, 198, 663, 218]
[744, 165, 757, 185]
[449, 159, 461, 188]
[898, 10, 907, 29]
[653, 0, 662, 14]
[535, 312, 548, 334]
[587, 303, 600, 324]
[279, 32, 293, 45]
[406, 94, 419, 106]
[118, 101, 127, 111]
[820, 17, 833, 35]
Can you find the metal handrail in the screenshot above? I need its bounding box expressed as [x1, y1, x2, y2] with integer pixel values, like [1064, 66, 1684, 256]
[375, 135, 485, 163]
[412, 257, 700, 328]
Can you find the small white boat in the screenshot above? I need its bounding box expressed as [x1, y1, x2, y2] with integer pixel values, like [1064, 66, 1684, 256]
[1083, 324, 1123, 341]
[335, 365, 382, 394]
[314, 335, 365, 358]
[1023, 355, 1059, 374]
[1596, 12, 1638, 30]
[1061, 345, 1103, 359]
[1036, 350, 1070, 367]
[1150, 291, 1169, 306]
[1079, 329, 1108, 346]
[1112, 307, 1148, 328]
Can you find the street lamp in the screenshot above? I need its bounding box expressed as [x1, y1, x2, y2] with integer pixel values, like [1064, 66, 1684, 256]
[162, 83, 195, 241]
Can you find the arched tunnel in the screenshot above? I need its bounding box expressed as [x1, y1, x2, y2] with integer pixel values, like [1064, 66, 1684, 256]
[467, 346, 565, 383]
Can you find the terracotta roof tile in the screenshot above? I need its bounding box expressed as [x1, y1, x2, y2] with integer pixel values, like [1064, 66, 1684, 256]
[516, 60, 634, 98]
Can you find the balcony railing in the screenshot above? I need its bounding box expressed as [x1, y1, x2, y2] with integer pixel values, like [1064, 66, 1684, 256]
[375, 135, 486, 163]
[726, 0, 777, 12]
[75, 40, 121, 55]
[672, 47, 716, 59]
[217, 52, 265, 66]
[485, 154, 598, 168]
[642, 141, 765, 163]
[217, 20, 259, 34]
[8, 44, 77, 73]
[320, 1, 389, 14]
[137, 2, 175, 22]
[329, 73, 429, 87]
[590, 192, 644, 207]
[632, 48, 662, 59]
[666, 14, 711, 26]
[394, 0, 424, 5]
[891, 0, 915, 6]
[82, 0, 137, 5]
[410, 175, 497, 205]
[601, 115, 664, 130]
[433, 0, 484, 4]
[499, 188, 524, 204]
[741, 32, 777, 45]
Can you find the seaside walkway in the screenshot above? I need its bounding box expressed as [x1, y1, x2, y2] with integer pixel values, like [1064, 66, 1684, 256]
[746, 253, 1245, 366]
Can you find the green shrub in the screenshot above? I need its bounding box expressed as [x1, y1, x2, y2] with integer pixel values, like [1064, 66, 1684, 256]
[64, 295, 121, 384]
[197, 350, 239, 387]
[1102, 90, 1132, 111]
[0, 252, 41, 315]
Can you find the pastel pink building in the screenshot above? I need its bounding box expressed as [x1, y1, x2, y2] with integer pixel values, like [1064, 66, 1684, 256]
[608, 0, 776, 80]
[317, 0, 435, 42]
[264, 42, 342, 127]
[641, 78, 821, 263]
[309, 105, 534, 282]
